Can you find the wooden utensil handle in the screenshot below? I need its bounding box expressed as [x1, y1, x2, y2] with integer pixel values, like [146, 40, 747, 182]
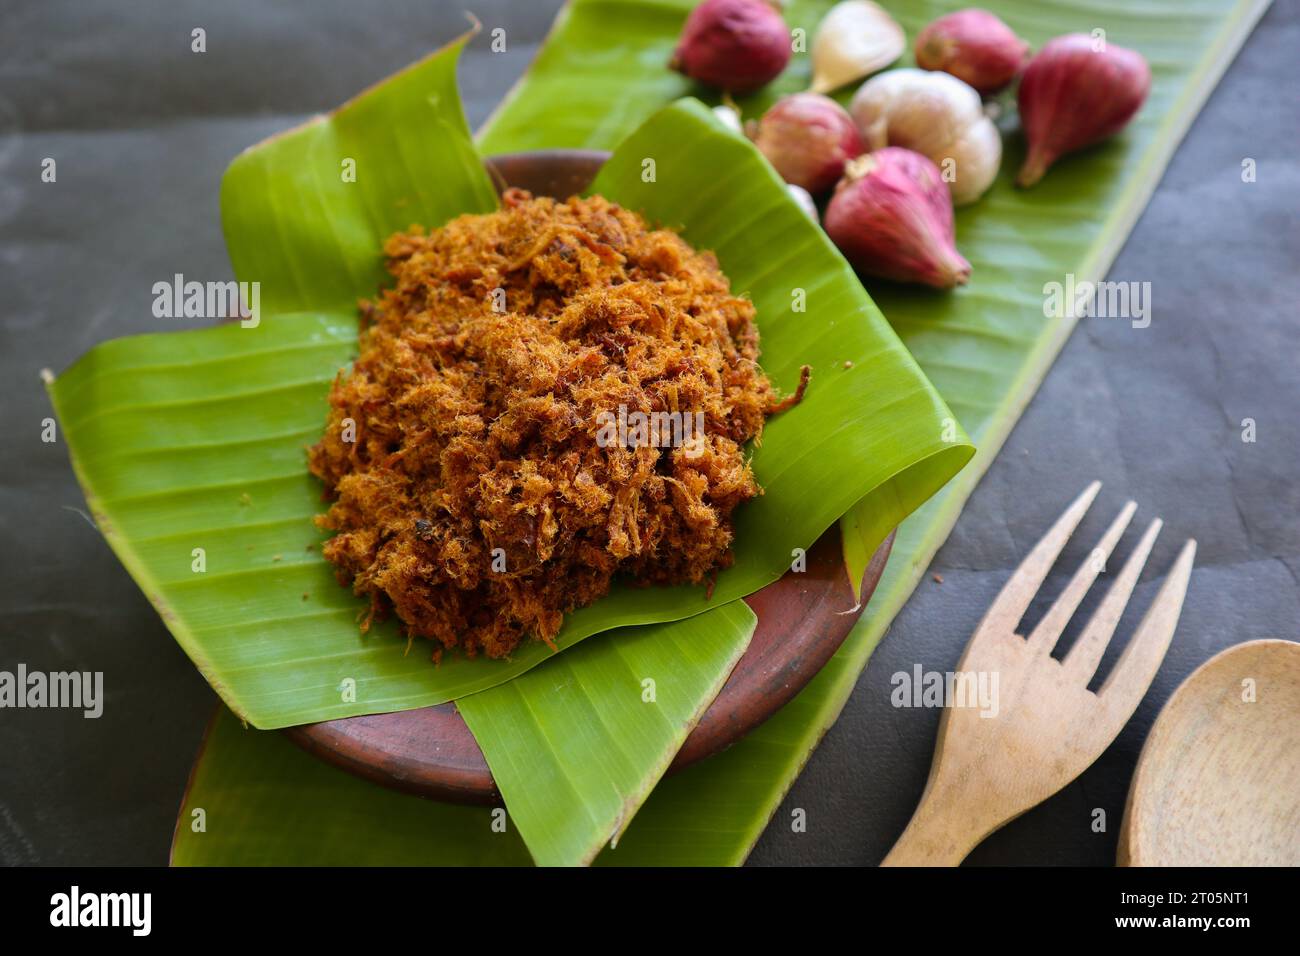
[881, 799, 981, 867]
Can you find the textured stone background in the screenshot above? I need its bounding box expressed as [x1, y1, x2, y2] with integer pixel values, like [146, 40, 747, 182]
[0, 0, 1295, 865]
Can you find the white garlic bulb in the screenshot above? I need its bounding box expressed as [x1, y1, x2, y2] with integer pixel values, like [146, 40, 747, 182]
[810, 1, 905, 95]
[849, 68, 1002, 205]
[711, 103, 744, 134]
[786, 183, 819, 220]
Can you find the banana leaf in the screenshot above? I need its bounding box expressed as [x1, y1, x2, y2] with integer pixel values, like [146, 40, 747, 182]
[172, 0, 1267, 865]
[458, 600, 757, 866]
[173, 602, 755, 867]
[49, 33, 968, 730]
[171, 706, 533, 866]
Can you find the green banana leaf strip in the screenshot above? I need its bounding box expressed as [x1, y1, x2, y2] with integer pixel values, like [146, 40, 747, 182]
[458, 600, 757, 866]
[172, 0, 1266, 865]
[49, 39, 969, 729]
[172, 600, 754, 866]
[223, 32, 498, 317]
[171, 706, 533, 866]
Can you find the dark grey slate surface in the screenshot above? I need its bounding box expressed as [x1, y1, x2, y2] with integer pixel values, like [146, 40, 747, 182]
[0, 0, 1294, 866]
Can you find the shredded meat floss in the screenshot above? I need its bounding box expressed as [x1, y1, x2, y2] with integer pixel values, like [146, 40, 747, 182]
[308, 190, 803, 659]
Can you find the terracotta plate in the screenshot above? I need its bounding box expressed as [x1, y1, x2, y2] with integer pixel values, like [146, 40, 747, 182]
[284, 151, 894, 803]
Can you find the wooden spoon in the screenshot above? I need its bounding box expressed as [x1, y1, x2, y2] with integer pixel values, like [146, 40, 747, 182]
[1119, 638, 1300, 866]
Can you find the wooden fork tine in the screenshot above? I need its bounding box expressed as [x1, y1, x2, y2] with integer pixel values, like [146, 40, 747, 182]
[981, 481, 1101, 635]
[1099, 539, 1197, 702]
[1063, 518, 1162, 682]
[1028, 500, 1136, 653]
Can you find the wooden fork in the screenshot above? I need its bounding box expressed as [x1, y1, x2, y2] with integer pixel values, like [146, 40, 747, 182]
[882, 481, 1196, 866]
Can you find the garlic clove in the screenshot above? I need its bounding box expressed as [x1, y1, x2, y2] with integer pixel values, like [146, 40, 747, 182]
[947, 116, 1003, 205]
[786, 183, 820, 220]
[851, 69, 983, 154]
[849, 68, 1001, 205]
[810, 1, 905, 95]
[712, 103, 744, 134]
[1016, 34, 1151, 187]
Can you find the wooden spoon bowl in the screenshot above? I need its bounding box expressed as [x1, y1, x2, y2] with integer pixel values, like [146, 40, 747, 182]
[1119, 638, 1300, 866]
[283, 150, 894, 804]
